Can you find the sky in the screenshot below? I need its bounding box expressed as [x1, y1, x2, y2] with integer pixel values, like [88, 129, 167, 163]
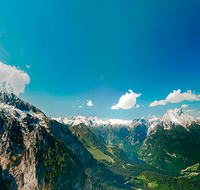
[0, 0, 200, 120]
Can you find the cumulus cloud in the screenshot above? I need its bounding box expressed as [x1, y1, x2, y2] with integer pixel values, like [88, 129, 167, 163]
[149, 89, 200, 107]
[166, 89, 200, 102]
[0, 62, 30, 95]
[87, 100, 93, 106]
[181, 104, 188, 108]
[111, 90, 141, 110]
[149, 99, 167, 107]
[78, 106, 83, 108]
[136, 104, 140, 108]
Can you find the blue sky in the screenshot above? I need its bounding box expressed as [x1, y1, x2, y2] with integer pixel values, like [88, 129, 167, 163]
[0, 0, 200, 119]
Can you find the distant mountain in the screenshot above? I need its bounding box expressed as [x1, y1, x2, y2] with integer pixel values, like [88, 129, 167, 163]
[53, 116, 149, 162]
[53, 109, 200, 167]
[148, 108, 199, 134]
[53, 115, 148, 128]
[138, 109, 200, 171]
[52, 108, 200, 187]
[148, 115, 161, 125]
[54, 108, 199, 134]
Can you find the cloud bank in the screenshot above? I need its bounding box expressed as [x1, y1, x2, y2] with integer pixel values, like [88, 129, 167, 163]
[111, 90, 141, 110]
[149, 89, 200, 107]
[0, 62, 30, 95]
[87, 100, 93, 106]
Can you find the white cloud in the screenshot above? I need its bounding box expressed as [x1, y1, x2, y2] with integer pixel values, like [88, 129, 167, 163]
[0, 62, 30, 95]
[149, 99, 167, 107]
[111, 90, 141, 110]
[78, 106, 83, 108]
[141, 116, 145, 119]
[149, 89, 200, 107]
[26, 65, 30, 68]
[181, 104, 188, 108]
[166, 89, 200, 103]
[87, 100, 93, 106]
[136, 104, 140, 108]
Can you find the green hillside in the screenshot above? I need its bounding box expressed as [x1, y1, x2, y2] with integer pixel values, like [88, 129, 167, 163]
[138, 124, 200, 171]
[139, 171, 200, 190]
[90, 124, 147, 163]
[69, 123, 200, 189]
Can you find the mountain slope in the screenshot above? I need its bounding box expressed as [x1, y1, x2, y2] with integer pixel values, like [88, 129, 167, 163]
[69, 122, 200, 189]
[54, 116, 148, 162]
[148, 108, 199, 134]
[2, 91, 200, 189]
[0, 91, 98, 189]
[138, 122, 200, 171]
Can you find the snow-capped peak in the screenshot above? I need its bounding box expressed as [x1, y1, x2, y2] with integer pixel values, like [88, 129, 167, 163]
[161, 108, 196, 129]
[0, 91, 41, 114]
[52, 116, 147, 129]
[147, 108, 199, 134]
[0, 91, 47, 129]
[148, 115, 160, 124]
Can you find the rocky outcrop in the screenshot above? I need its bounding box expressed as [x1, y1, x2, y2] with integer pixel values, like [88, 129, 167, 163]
[0, 91, 94, 189]
[0, 91, 41, 114]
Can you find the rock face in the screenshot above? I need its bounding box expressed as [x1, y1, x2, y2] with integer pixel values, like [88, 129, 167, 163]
[0, 91, 41, 114]
[0, 91, 94, 190]
[147, 108, 200, 134]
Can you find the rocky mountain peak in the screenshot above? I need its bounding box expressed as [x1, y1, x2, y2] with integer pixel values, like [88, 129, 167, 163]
[148, 108, 199, 134]
[148, 115, 160, 124]
[0, 92, 95, 189]
[53, 115, 149, 129]
[0, 91, 41, 114]
[166, 108, 183, 116]
[161, 108, 195, 128]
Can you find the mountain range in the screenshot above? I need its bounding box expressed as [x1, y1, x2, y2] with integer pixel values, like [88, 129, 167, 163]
[53, 109, 200, 162]
[0, 91, 200, 189]
[53, 108, 200, 131]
